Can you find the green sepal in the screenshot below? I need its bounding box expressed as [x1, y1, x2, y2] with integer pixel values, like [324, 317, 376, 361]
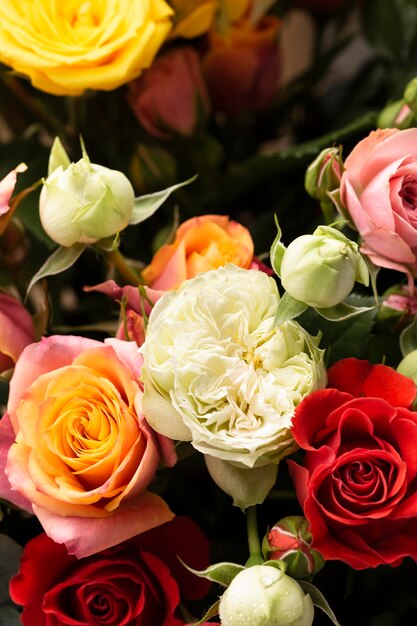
[298, 581, 341, 626]
[48, 137, 71, 176]
[189, 600, 220, 626]
[270, 215, 286, 277]
[274, 292, 308, 326]
[178, 558, 245, 587]
[315, 300, 375, 321]
[26, 243, 86, 296]
[129, 175, 198, 225]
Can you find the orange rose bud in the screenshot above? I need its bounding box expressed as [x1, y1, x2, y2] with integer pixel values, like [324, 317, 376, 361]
[141, 214, 255, 290]
[127, 46, 210, 140]
[203, 15, 281, 115]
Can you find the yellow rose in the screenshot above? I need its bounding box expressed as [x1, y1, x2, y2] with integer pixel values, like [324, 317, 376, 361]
[0, 0, 173, 95]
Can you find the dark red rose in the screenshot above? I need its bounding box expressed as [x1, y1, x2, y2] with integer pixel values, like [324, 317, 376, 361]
[10, 516, 211, 626]
[288, 358, 417, 569]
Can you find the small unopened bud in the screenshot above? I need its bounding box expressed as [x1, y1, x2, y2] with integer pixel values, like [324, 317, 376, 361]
[40, 138, 135, 247]
[404, 77, 417, 114]
[378, 99, 414, 129]
[397, 350, 417, 384]
[377, 285, 417, 332]
[278, 225, 369, 309]
[219, 565, 314, 626]
[305, 148, 343, 200]
[264, 516, 324, 579]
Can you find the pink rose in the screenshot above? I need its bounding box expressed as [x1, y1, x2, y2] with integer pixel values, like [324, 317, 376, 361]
[0, 335, 176, 558]
[340, 128, 417, 287]
[127, 46, 210, 139]
[0, 293, 35, 373]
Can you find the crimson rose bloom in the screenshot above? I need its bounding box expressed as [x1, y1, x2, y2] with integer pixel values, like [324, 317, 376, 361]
[10, 516, 211, 626]
[288, 358, 417, 569]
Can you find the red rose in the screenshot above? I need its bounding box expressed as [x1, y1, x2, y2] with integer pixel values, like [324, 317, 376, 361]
[288, 358, 417, 569]
[10, 516, 211, 626]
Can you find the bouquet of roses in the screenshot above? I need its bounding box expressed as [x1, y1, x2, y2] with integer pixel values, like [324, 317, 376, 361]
[2, 1, 417, 625]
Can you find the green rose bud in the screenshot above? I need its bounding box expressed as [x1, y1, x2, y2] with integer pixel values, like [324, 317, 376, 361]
[219, 565, 314, 626]
[279, 225, 369, 309]
[305, 147, 342, 201]
[40, 138, 135, 247]
[397, 350, 417, 384]
[378, 99, 414, 130]
[263, 516, 324, 579]
[404, 77, 417, 114]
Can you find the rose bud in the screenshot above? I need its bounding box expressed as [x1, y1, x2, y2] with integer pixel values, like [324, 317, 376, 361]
[127, 46, 210, 140]
[376, 285, 417, 332]
[305, 147, 343, 216]
[278, 225, 369, 309]
[378, 99, 415, 130]
[40, 138, 135, 247]
[219, 565, 314, 626]
[264, 516, 324, 579]
[397, 350, 417, 384]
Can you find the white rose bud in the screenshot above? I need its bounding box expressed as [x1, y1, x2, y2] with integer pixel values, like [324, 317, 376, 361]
[219, 565, 314, 626]
[280, 225, 369, 308]
[40, 138, 135, 247]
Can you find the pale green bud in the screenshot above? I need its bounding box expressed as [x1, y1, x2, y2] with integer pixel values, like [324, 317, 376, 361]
[219, 565, 314, 626]
[40, 138, 135, 247]
[378, 99, 414, 130]
[397, 350, 417, 384]
[305, 147, 343, 201]
[404, 77, 417, 114]
[280, 226, 369, 309]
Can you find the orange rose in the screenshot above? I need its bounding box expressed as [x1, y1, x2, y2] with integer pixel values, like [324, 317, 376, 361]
[142, 214, 255, 290]
[0, 335, 176, 557]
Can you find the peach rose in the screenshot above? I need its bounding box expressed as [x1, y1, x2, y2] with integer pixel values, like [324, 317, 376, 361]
[0, 293, 35, 374]
[340, 128, 417, 288]
[141, 214, 255, 290]
[0, 335, 176, 558]
[203, 15, 281, 115]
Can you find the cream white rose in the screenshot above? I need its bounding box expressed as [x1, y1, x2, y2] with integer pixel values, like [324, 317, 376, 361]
[141, 265, 326, 469]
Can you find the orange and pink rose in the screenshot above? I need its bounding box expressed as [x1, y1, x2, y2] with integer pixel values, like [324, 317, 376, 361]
[142, 214, 256, 290]
[0, 293, 35, 374]
[0, 335, 176, 558]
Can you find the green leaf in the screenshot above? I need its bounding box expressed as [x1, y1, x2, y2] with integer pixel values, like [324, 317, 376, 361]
[299, 581, 341, 626]
[48, 137, 71, 176]
[274, 292, 308, 325]
[300, 295, 378, 367]
[129, 175, 198, 225]
[26, 243, 86, 296]
[400, 313, 417, 357]
[315, 301, 376, 322]
[178, 559, 245, 587]
[0, 534, 23, 605]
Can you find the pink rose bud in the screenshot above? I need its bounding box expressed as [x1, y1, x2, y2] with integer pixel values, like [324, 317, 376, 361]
[378, 99, 414, 130]
[127, 46, 210, 139]
[305, 147, 343, 219]
[0, 293, 35, 374]
[377, 285, 417, 332]
[264, 516, 324, 579]
[203, 15, 281, 116]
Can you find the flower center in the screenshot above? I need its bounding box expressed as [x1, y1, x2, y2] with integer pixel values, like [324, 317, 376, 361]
[399, 175, 417, 211]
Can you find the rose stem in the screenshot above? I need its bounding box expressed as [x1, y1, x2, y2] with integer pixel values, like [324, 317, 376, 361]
[245, 505, 263, 566]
